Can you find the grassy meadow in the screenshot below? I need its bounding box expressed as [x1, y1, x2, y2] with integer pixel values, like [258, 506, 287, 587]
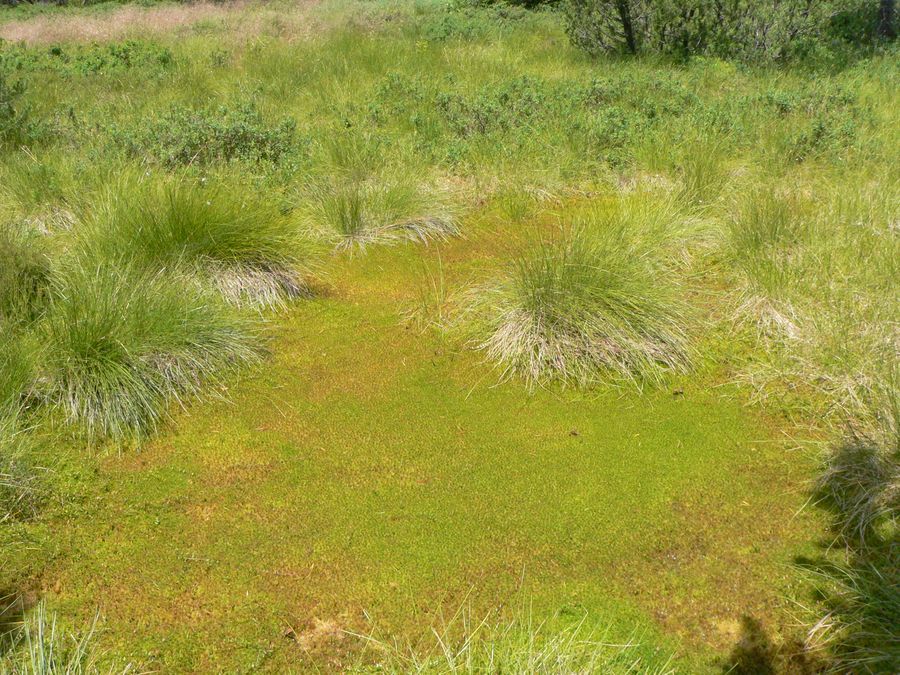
[0, 0, 897, 672]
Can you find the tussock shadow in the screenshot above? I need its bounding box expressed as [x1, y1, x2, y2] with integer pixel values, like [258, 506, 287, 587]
[794, 432, 899, 673]
[721, 615, 819, 675]
[723, 616, 777, 675]
[722, 430, 898, 673]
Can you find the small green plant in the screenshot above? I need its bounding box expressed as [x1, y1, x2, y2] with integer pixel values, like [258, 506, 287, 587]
[468, 215, 691, 387]
[79, 179, 315, 308]
[40, 263, 262, 439]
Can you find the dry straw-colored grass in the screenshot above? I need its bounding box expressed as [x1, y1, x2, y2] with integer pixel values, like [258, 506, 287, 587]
[0, 0, 321, 45]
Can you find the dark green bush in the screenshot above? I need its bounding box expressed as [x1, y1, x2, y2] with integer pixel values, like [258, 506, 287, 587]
[564, 0, 877, 61]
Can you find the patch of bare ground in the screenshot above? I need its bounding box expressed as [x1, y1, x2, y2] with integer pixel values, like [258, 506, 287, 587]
[0, 1, 320, 45]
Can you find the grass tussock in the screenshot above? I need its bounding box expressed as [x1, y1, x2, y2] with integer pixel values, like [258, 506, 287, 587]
[40, 263, 262, 439]
[0, 222, 51, 325]
[0, 417, 44, 525]
[350, 605, 675, 674]
[802, 553, 900, 674]
[0, 601, 132, 675]
[467, 205, 692, 388]
[0, 330, 37, 417]
[79, 179, 316, 308]
[302, 177, 459, 252]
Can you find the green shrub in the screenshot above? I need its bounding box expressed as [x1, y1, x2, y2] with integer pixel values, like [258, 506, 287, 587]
[115, 103, 299, 167]
[79, 180, 315, 307]
[436, 77, 554, 138]
[422, 3, 531, 41]
[468, 212, 690, 387]
[40, 263, 262, 439]
[564, 0, 860, 60]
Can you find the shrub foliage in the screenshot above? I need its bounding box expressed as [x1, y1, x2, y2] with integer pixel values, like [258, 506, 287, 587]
[565, 0, 882, 60]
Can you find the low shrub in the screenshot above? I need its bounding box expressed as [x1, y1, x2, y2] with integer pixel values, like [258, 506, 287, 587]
[40, 263, 262, 439]
[436, 77, 556, 138]
[422, 2, 532, 42]
[468, 213, 691, 387]
[564, 0, 870, 61]
[0, 39, 174, 77]
[79, 180, 315, 308]
[115, 103, 299, 167]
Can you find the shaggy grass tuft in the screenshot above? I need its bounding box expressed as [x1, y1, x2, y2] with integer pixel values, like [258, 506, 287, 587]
[0, 601, 132, 675]
[0, 417, 44, 525]
[303, 177, 458, 252]
[79, 180, 315, 308]
[0, 222, 51, 325]
[468, 215, 691, 388]
[350, 604, 675, 674]
[40, 263, 262, 439]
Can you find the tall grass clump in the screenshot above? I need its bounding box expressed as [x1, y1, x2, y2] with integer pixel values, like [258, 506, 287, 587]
[40, 263, 262, 439]
[0, 154, 80, 233]
[0, 223, 51, 325]
[803, 384, 899, 673]
[802, 551, 900, 674]
[468, 212, 691, 388]
[350, 605, 675, 674]
[79, 180, 315, 308]
[301, 176, 458, 252]
[0, 330, 37, 417]
[0, 417, 43, 525]
[0, 601, 132, 675]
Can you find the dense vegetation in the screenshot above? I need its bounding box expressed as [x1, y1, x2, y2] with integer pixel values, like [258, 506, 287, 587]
[0, 0, 897, 671]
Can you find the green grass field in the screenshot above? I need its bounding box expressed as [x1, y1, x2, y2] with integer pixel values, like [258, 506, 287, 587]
[0, 0, 896, 672]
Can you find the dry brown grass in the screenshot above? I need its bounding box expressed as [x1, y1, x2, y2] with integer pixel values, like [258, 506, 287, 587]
[0, 1, 320, 45]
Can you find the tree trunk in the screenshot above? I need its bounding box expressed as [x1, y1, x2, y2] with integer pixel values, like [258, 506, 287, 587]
[879, 0, 897, 39]
[616, 0, 638, 54]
